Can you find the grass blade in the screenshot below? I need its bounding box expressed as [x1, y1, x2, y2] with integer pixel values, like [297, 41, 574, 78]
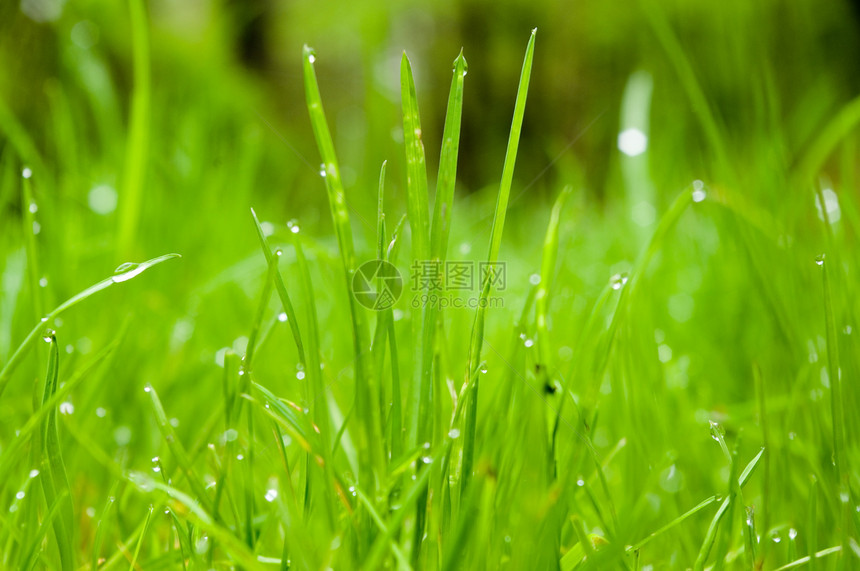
[0, 253, 180, 398]
[117, 0, 152, 257]
[462, 28, 537, 492]
[39, 335, 75, 570]
[303, 45, 384, 490]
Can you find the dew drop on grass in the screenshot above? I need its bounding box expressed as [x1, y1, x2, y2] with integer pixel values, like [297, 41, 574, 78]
[278, 312, 288, 322]
[59, 401, 74, 415]
[22, 167, 32, 178]
[308, 53, 316, 64]
[529, 274, 541, 285]
[692, 180, 707, 202]
[319, 164, 327, 178]
[421, 455, 432, 464]
[29, 202, 37, 213]
[223, 428, 238, 442]
[789, 528, 798, 540]
[524, 338, 534, 348]
[236, 454, 244, 461]
[708, 420, 725, 441]
[576, 478, 585, 487]
[143, 384, 151, 393]
[479, 364, 488, 374]
[610, 273, 628, 290]
[348, 486, 356, 497]
[815, 254, 825, 266]
[29, 469, 39, 478]
[448, 428, 460, 439]
[265, 488, 278, 502]
[86, 506, 96, 518]
[15, 491, 25, 500]
[296, 371, 306, 380]
[288, 219, 301, 234]
[32, 221, 41, 235]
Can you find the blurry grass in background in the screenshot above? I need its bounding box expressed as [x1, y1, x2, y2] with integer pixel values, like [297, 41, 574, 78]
[1, 0, 860, 568]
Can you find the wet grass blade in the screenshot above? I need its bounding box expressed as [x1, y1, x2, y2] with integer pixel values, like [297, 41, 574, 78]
[0, 253, 180, 398]
[128, 505, 155, 571]
[629, 494, 720, 551]
[39, 335, 75, 570]
[303, 45, 384, 490]
[251, 208, 306, 363]
[462, 28, 536, 492]
[146, 384, 214, 514]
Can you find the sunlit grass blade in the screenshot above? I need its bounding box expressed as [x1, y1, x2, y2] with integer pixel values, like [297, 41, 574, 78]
[773, 546, 844, 571]
[303, 45, 384, 490]
[117, 0, 152, 257]
[92, 483, 119, 570]
[0, 252, 180, 397]
[794, 94, 860, 184]
[39, 335, 75, 571]
[462, 28, 536, 492]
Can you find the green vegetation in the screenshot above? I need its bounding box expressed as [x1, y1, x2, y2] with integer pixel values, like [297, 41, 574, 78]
[1, 0, 860, 569]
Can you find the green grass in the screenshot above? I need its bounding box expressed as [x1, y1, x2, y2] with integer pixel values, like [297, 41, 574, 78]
[1, 1, 860, 569]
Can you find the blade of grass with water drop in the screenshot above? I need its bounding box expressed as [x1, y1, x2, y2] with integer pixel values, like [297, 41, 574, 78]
[117, 0, 152, 257]
[92, 482, 120, 570]
[128, 505, 155, 571]
[289, 230, 337, 529]
[39, 335, 74, 571]
[146, 385, 213, 514]
[303, 45, 384, 491]
[400, 51, 432, 456]
[462, 28, 536, 493]
[251, 208, 306, 364]
[693, 447, 764, 571]
[0, 253, 180, 397]
[629, 494, 720, 551]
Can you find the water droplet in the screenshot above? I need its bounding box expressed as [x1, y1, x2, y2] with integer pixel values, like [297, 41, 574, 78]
[308, 54, 316, 64]
[170, 417, 179, 427]
[114, 426, 132, 446]
[524, 338, 534, 348]
[195, 536, 210, 554]
[236, 454, 244, 461]
[22, 167, 32, 179]
[618, 128, 648, 157]
[29, 469, 39, 478]
[692, 180, 707, 202]
[815, 254, 825, 266]
[840, 491, 850, 503]
[29, 202, 37, 213]
[287, 219, 301, 234]
[16, 491, 25, 500]
[144, 384, 152, 393]
[223, 428, 238, 442]
[789, 528, 798, 540]
[278, 312, 288, 322]
[423, 442, 431, 450]
[448, 428, 460, 439]
[86, 506, 96, 518]
[709, 420, 725, 442]
[59, 402, 74, 415]
[479, 364, 488, 374]
[576, 478, 585, 487]
[529, 274, 541, 285]
[772, 533, 782, 544]
[265, 488, 278, 502]
[32, 221, 41, 235]
[610, 273, 628, 290]
[319, 164, 327, 178]
[296, 371, 306, 380]
[348, 485, 356, 497]
[88, 184, 118, 215]
[421, 455, 432, 464]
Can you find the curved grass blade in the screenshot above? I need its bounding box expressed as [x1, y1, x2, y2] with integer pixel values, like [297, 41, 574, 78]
[462, 28, 537, 493]
[0, 252, 181, 397]
[128, 505, 155, 571]
[21, 489, 69, 571]
[303, 45, 384, 490]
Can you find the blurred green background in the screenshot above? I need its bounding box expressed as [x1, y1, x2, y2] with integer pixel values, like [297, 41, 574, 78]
[2, 0, 860, 567]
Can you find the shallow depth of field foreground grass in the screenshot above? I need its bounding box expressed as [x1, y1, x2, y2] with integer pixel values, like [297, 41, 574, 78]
[2, 1, 860, 569]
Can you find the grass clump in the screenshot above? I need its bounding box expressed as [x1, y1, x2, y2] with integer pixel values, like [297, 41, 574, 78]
[1, 3, 860, 570]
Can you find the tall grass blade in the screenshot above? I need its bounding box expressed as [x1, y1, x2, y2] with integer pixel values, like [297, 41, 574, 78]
[39, 335, 75, 570]
[117, 0, 152, 257]
[462, 29, 537, 492]
[303, 45, 384, 490]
